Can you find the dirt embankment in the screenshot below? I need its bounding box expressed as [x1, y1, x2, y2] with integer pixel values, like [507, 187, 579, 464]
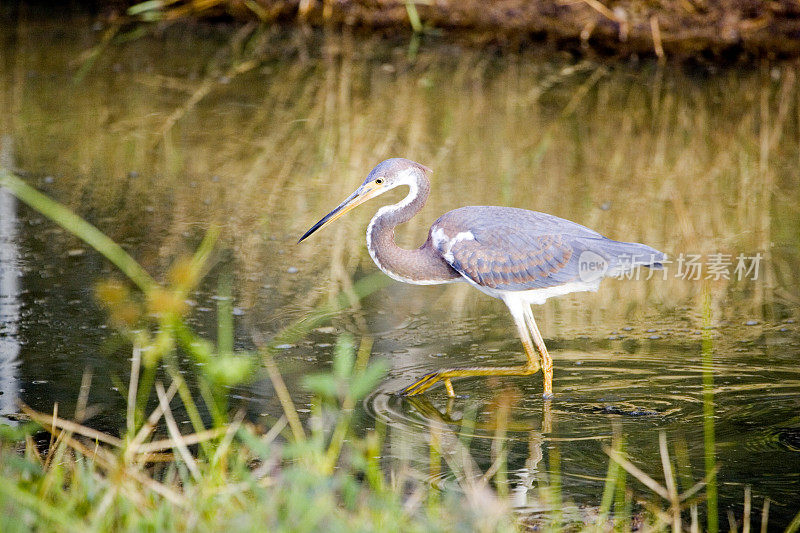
[136, 0, 800, 59]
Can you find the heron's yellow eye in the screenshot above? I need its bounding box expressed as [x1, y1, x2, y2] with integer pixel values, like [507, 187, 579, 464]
[375, 178, 384, 184]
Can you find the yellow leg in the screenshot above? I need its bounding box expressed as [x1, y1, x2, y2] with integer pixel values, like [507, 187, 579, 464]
[400, 301, 542, 396]
[444, 379, 455, 398]
[522, 304, 553, 398]
[400, 361, 540, 396]
[399, 297, 555, 397]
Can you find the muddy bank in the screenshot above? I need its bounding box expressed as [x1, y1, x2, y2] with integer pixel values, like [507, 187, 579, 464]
[126, 0, 800, 59]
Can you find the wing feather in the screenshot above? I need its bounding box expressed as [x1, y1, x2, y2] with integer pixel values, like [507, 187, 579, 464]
[431, 206, 665, 291]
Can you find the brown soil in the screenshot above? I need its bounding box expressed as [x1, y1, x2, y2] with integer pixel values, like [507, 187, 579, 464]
[141, 0, 800, 59]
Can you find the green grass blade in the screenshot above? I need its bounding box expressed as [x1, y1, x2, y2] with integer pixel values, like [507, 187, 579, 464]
[785, 508, 800, 533]
[597, 436, 623, 529]
[217, 273, 234, 357]
[702, 290, 718, 533]
[267, 272, 391, 349]
[0, 480, 84, 532]
[0, 169, 156, 293]
[404, 1, 423, 33]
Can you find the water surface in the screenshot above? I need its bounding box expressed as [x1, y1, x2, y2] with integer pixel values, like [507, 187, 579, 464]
[1, 17, 799, 528]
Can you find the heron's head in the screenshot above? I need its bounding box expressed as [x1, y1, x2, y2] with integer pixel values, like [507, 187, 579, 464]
[298, 158, 431, 243]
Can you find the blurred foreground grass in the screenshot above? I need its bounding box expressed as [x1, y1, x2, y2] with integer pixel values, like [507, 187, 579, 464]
[2, 167, 795, 532]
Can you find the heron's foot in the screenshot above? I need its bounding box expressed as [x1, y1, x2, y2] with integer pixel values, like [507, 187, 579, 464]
[399, 364, 541, 397]
[542, 392, 555, 400]
[400, 370, 453, 397]
[444, 379, 455, 397]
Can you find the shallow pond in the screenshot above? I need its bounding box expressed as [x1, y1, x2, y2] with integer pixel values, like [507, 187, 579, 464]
[1, 15, 799, 528]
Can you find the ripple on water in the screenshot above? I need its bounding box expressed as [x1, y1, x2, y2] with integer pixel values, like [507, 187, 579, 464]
[360, 332, 800, 516]
[777, 428, 800, 452]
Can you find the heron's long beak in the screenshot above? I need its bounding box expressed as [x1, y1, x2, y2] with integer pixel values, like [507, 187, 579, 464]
[298, 185, 382, 243]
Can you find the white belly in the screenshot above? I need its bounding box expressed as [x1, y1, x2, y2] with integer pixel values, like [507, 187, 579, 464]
[459, 275, 601, 305]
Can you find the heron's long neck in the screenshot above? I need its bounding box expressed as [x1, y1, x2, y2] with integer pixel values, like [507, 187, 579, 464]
[366, 173, 460, 285]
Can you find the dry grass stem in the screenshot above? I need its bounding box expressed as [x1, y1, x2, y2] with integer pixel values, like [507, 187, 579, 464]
[126, 380, 179, 462]
[155, 381, 202, 480]
[743, 485, 751, 533]
[658, 432, 681, 531]
[22, 403, 123, 448]
[134, 427, 226, 454]
[127, 345, 142, 435]
[760, 498, 770, 533]
[604, 446, 670, 500]
[75, 368, 93, 423]
[262, 351, 306, 442]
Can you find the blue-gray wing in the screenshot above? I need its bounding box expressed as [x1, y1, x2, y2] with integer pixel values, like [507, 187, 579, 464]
[430, 206, 664, 291]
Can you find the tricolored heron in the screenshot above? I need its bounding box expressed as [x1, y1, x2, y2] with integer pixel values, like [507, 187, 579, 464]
[299, 158, 665, 398]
